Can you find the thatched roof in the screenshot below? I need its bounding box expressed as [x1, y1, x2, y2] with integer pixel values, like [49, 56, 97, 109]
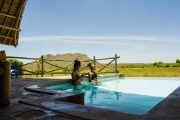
[0, 0, 27, 47]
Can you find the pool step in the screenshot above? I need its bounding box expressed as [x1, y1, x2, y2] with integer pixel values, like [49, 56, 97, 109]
[19, 97, 141, 120]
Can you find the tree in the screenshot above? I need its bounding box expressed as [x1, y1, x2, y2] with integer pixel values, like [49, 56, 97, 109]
[7, 58, 23, 70]
[153, 61, 164, 67]
[176, 59, 180, 64]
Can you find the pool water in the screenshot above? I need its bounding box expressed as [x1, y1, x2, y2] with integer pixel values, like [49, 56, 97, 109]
[46, 77, 180, 115]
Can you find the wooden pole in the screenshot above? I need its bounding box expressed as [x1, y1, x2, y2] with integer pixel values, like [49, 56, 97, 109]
[41, 56, 44, 77]
[115, 54, 118, 73]
[93, 56, 96, 70]
[0, 62, 11, 106]
[0, 67, 4, 75]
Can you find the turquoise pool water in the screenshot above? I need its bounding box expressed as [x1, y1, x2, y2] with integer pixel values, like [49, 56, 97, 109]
[46, 77, 180, 115]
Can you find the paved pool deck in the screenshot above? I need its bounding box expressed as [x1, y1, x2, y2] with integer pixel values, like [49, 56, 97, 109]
[0, 77, 180, 120]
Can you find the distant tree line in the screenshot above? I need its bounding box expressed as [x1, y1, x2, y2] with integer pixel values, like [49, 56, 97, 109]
[153, 59, 180, 67]
[120, 59, 180, 68]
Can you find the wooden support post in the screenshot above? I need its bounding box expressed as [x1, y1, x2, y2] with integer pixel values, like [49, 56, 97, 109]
[65, 68, 67, 76]
[0, 62, 11, 106]
[41, 56, 44, 77]
[115, 54, 118, 73]
[93, 56, 96, 70]
[0, 67, 4, 75]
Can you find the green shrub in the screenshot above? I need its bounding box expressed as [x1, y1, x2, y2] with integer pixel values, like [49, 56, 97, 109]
[172, 63, 180, 67]
[165, 64, 171, 67]
[176, 59, 180, 64]
[7, 58, 23, 70]
[154, 61, 164, 67]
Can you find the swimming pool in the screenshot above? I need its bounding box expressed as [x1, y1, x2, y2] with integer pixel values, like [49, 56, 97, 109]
[45, 77, 180, 115]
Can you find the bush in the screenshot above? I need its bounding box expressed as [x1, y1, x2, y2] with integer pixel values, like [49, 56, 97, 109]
[176, 59, 180, 64]
[153, 62, 158, 66]
[165, 64, 171, 67]
[153, 61, 164, 67]
[7, 58, 23, 70]
[172, 63, 180, 67]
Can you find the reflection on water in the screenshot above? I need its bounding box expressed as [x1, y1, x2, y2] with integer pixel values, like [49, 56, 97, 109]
[64, 83, 163, 115]
[46, 78, 167, 115]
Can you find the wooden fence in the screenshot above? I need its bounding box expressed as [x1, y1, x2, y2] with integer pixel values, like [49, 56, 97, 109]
[7, 54, 120, 77]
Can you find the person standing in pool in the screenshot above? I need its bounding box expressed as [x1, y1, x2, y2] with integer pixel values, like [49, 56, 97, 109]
[71, 60, 84, 86]
[87, 63, 98, 84]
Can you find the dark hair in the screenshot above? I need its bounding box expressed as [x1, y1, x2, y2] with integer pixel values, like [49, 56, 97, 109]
[88, 63, 95, 67]
[74, 60, 81, 70]
[87, 63, 92, 67]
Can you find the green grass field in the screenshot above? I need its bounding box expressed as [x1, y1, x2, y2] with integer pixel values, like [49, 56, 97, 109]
[119, 67, 180, 77]
[22, 67, 180, 78]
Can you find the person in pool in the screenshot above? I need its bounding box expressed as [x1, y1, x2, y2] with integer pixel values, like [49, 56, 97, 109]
[87, 63, 98, 84]
[71, 60, 85, 86]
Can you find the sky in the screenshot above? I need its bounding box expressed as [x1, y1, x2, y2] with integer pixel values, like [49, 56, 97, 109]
[1, 0, 180, 63]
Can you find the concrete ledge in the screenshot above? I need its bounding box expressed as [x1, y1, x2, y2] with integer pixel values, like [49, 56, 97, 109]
[19, 99, 142, 120]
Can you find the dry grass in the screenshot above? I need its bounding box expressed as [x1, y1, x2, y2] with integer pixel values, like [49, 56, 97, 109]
[119, 67, 180, 77]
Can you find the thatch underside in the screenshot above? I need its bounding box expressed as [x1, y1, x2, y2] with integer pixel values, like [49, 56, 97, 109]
[0, 0, 27, 47]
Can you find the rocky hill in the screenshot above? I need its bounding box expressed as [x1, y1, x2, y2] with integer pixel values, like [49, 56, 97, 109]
[44, 53, 91, 61]
[23, 53, 92, 70]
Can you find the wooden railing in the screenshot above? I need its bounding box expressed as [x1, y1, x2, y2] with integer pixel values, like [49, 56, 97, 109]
[7, 54, 120, 77]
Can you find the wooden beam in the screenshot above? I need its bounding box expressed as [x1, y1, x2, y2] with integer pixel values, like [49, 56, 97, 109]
[97, 62, 115, 72]
[0, 0, 15, 34]
[95, 56, 120, 61]
[0, 25, 20, 31]
[0, 13, 20, 19]
[0, 35, 14, 40]
[98, 59, 115, 72]
[0, 0, 6, 13]
[0, 0, 16, 44]
[7, 56, 37, 60]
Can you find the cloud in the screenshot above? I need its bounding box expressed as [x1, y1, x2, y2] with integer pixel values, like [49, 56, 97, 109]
[19, 35, 179, 45]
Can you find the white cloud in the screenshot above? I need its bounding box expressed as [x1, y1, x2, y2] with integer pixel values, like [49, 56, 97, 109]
[19, 35, 180, 45]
